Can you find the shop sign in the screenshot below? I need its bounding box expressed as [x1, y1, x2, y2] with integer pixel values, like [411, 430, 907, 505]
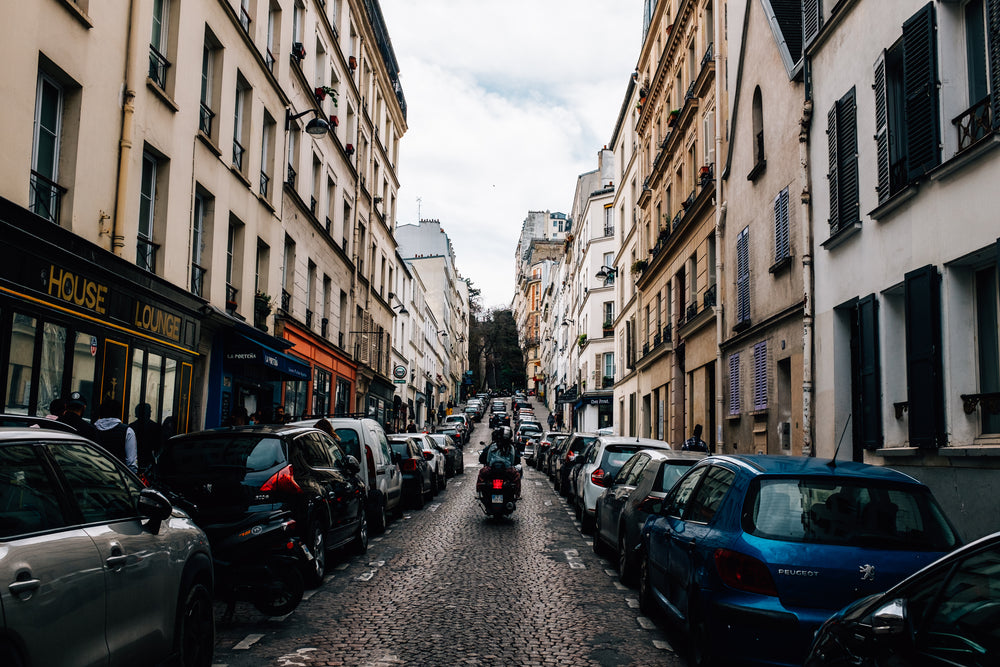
[393, 364, 407, 379]
[47, 265, 108, 315]
[133, 301, 182, 341]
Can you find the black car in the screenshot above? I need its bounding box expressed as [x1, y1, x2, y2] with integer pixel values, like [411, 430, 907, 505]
[387, 435, 434, 509]
[151, 425, 368, 588]
[515, 422, 543, 451]
[552, 433, 597, 496]
[428, 432, 464, 477]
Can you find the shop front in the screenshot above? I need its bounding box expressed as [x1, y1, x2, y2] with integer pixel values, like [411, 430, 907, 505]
[366, 375, 397, 432]
[279, 319, 356, 419]
[0, 196, 200, 434]
[574, 393, 614, 432]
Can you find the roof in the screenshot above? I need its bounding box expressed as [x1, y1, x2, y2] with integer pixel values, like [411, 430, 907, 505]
[716, 455, 922, 484]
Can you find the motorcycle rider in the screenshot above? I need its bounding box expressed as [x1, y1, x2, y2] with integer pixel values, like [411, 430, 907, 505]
[478, 427, 521, 498]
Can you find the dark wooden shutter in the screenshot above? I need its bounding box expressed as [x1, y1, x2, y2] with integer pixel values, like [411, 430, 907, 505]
[857, 295, 883, 449]
[989, 0, 1000, 130]
[905, 265, 945, 448]
[837, 88, 859, 227]
[803, 0, 823, 48]
[774, 188, 790, 261]
[753, 341, 768, 411]
[827, 103, 840, 230]
[873, 51, 890, 204]
[729, 353, 741, 415]
[736, 227, 750, 323]
[903, 3, 941, 181]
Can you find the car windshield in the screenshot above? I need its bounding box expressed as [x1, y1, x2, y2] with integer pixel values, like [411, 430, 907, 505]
[159, 435, 286, 474]
[745, 477, 960, 551]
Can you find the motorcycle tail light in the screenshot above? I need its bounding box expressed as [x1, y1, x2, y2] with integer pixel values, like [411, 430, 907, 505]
[714, 548, 778, 597]
[260, 464, 302, 495]
[492, 479, 504, 490]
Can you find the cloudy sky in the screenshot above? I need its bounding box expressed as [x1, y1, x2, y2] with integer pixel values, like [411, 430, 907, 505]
[379, 1, 645, 310]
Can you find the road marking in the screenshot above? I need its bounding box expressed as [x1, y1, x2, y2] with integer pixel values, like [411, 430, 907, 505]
[613, 582, 628, 591]
[625, 598, 639, 609]
[653, 640, 675, 652]
[383, 529, 393, 534]
[453, 481, 463, 486]
[544, 501, 552, 506]
[368, 560, 385, 567]
[277, 648, 319, 666]
[569, 561, 586, 569]
[372, 537, 384, 542]
[534, 481, 543, 486]
[358, 570, 376, 581]
[563, 549, 579, 557]
[604, 569, 618, 577]
[428, 503, 441, 512]
[302, 589, 319, 601]
[637, 616, 657, 630]
[334, 563, 350, 571]
[233, 634, 266, 650]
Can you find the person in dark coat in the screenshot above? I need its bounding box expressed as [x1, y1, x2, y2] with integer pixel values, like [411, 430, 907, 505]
[682, 424, 710, 452]
[130, 402, 164, 465]
[58, 392, 99, 440]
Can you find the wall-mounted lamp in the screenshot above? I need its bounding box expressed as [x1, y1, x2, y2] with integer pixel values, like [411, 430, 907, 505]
[393, 304, 408, 315]
[595, 265, 618, 281]
[388, 291, 407, 315]
[286, 108, 329, 135]
[437, 330, 448, 337]
[561, 319, 574, 326]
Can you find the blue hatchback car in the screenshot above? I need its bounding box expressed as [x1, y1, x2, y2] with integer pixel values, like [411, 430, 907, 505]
[638, 455, 960, 666]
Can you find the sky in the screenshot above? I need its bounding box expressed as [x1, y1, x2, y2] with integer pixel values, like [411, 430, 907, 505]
[378, 1, 646, 311]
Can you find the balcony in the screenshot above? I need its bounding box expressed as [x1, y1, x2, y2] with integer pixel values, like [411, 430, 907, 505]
[190, 264, 206, 297]
[953, 96, 992, 154]
[325, 216, 333, 234]
[148, 45, 170, 89]
[225, 283, 239, 313]
[29, 170, 67, 224]
[686, 302, 699, 322]
[136, 237, 159, 272]
[280, 288, 291, 312]
[704, 283, 717, 308]
[321, 317, 329, 337]
[286, 164, 296, 187]
[259, 171, 270, 197]
[199, 103, 215, 136]
[265, 48, 275, 73]
[305, 308, 313, 329]
[232, 139, 245, 171]
[310, 196, 317, 216]
[602, 376, 614, 389]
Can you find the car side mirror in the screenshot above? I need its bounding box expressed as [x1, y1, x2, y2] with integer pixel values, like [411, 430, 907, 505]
[872, 598, 907, 636]
[342, 454, 362, 475]
[138, 487, 172, 533]
[637, 496, 664, 515]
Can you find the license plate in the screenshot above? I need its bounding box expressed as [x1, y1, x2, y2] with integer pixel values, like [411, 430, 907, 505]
[491, 494, 504, 504]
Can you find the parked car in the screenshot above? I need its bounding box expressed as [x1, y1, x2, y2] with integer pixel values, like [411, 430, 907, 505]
[573, 437, 674, 533]
[639, 455, 961, 666]
[805, 529, 1000, 667]
[552, 433, 598, 493]
[444, 414, 470, 443]
[0, 414, 78, 432]
[410, 432, 447, 492]
[515, 422, 543, 452]
[489, 410, 509, 428]
[153, 425, 368, 589]
[427, 432, 464, 477]
[435, 425, 466, 451]
[0, 428, 215, 667]
[386, 435, 434, 509]
[291, 417, 402, 534]
[537, 432, 569, 472]
[593, 448, 706, 583]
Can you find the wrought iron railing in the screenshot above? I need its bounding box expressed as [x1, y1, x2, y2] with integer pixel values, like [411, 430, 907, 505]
[190, 264, 206, 297]
[310, 196, 317, 215]
[136, 237, 159, 272]
[685, 81, 696, 102]
[226, 283, 239, 312]
[148, 45, 170, 88]
[286, 164, 296, 187]
[232, 139, 245, 171]
[603, 224, 614, 237]
[305, 308, 313, 328]
[704, 283, 717, 308]
[662, 323, 672, 343]
[954, 97, 992, 153]
[281, 289, 291, 311]
[199, 103, 215, 135]
[260, 171, 270, 197]
[686, 302, 699, 321]
[29, 170, 67, 224]
[321, 317, 329, 337]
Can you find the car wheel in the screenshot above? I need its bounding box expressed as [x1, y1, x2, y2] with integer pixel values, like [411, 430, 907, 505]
[439, 469, 447, 491]
[303, 521, 327, 588]
[0, 642, 25, 667]
[252, 563, 304, 617]
[638, 552, 657, 617]
[580, 508, 594, 534]
[348, 509, 368, 556]
[372, 498, 388, 534]
[430, 472, 440, 496]
[618, 533, 636, 586]
[413, 484, 426, 509]
[687, 611, 714, 667]
[176, 581, 214, 667]
[592, 517, 612, 558]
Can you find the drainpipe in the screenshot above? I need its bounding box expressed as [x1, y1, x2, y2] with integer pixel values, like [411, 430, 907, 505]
[713, 7, 725, 453]
[800, 95, 815, 456]
[112, 0, 141, 257]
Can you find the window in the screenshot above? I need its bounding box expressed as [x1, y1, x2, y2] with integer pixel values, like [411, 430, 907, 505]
[604, 205, 614, 236]
[751, 86, 765, 174]
[602, 252, 614, 286]
[191, 190, 210, 297]
[753, 341, 768, 411]
[255, 239, 269, 296]
[0, 445, 68, 537]
[260, 111, 275, 198]
[686, 466, 735, 523]
[603, 353, 615, 385]
[226, 216, 244, 309]
[736, 226, 750, 326]
[313, 367, 332, 415]
[200, 32, 222, 140]
[827, 87, 858, 235]
[266, 3, 279, 72]
[148, 0, 171, 89]
[965, 0, 989, 105]
[873, 5, 940, 205]
[905, 265, 944, 448]
[30, 73, 65, 224]
[233, 73, 250, 175]
[729, 353, 741, 415]
[774, 188, 790, 263]
[239, 0, 252, 36]
[50, 444, 141, 523]
[975, 264, 1000, 434]
[803, 0, 823, 47]
[137, 152, 160, 272]
[282, 235, 296, 304]
[854, 295, 883, 450]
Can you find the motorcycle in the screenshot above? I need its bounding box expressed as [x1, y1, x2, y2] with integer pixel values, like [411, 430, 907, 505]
[476, 459, 520, 519]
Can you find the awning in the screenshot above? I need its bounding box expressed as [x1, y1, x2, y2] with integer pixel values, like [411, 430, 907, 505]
[225, 335, 310, 381]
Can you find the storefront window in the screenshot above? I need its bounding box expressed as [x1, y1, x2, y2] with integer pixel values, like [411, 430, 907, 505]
[146, 353, 164, 421]
[130, 349, 144, 422]
[6, 314, 37, 414]
[313, 367, 331, 416]
[285, 380, 307, 418]
[162, 357, 176, 435]
[71, 332, 97, 420]
[38, 322, 67, 417]
[335, 378, 350, 416]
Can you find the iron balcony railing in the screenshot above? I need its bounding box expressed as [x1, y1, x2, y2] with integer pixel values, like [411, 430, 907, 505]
[686, 302, 699, 321]
[136, 237, 159, 272]
[190, 264, 206, 297]
[265, 48, 275, 73]
[286, 164, 296, 187]
[232, 139, 245, 171]
[310, 196, 317, 215]
[701, 42, 714, 70]
[29, 170, 67, 224]
[321, 317, 329, 337]
[325, 217, 333, 234]
[954, 96, 992, 153]
[148, 45, 170, 88]
[226, 284, 239, 311]
[259, 171, 270, 197]
[281, 289, 291, 312]
[305, 309, 313, 328]
[199, 103, 215, 135]
[704, 283, 717, 308]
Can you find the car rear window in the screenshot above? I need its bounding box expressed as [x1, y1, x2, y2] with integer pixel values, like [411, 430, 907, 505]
[746, 477, 960, 551]
[600, 445, 643, 471]
[334, 428, 362, 460]
[570, 436, 596, 453]
[389, 441, 410, 457]
[159, 435, 286, 474]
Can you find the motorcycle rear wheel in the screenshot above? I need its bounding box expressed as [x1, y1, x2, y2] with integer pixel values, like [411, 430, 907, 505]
[252, 565, 304, 617]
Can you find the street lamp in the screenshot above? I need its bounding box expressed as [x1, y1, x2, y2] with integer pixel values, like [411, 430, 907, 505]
[595, 265, 618, 281]
[561, 319, 574, 326]
[286, 108, 329, 135]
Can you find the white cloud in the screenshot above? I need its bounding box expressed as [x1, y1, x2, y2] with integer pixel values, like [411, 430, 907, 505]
[380, 0, 643, 309]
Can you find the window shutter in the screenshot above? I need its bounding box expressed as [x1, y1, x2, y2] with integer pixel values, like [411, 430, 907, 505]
[873, 51, 890, 204]
[753, 341, 768, 411]
[827, 103, 840, 230]
[736, 227, 750, 323]
[988, 0, 1000, 130]
[729, 353, 741, 415]
[903, 3, 940, 181]
[360, 312, 371, 364]
[837, 88, 859, 228]
[857, 294, 883, 449]
[774, 188, 790, 261]
[904, 265, 945, 448]
[803, 0, 823, 48]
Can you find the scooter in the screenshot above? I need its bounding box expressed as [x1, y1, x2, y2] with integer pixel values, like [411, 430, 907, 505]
[476, 460, 519, 519]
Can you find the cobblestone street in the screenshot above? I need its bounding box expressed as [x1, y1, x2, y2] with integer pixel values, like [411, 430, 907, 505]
[211, 410, 685, 666]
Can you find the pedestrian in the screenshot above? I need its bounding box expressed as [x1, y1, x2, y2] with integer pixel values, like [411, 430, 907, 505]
[93, 398, 139, 473]
[437, 403, 445, 423]
[58, 391, 99, 440]
[547, 412, 555, 430]
[273, 405, 287, 424]
[313, 418, 341, 443]
[46, 396, 66, 420]
[682, 423, 709, 452]
[130, 402, 165, 464]
[228, 406, 249, 426]
[406, 420, 417, 433]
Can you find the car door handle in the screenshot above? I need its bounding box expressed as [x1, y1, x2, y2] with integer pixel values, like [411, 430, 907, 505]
[675, 537, 696, 552]
[106, 555, 129, 569]
[9, 578, 41, 597]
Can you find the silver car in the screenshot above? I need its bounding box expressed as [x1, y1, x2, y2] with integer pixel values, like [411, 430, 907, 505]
[0, 428, 214, 667]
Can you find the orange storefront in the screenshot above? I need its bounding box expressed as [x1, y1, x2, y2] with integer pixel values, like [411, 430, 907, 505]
[279, 320, 356, 418]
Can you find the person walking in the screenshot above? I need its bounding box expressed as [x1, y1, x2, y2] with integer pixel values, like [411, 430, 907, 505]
[682, 424, 710, 452]
[93, 398, 139, 473]
[547, 412, 556, 430]
[58, 392, 99, 440]
[130, 402, 164, 465]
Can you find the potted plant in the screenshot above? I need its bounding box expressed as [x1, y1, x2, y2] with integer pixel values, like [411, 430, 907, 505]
[345, 143, 355, 156]
[631, 259, 648, 274]
[667, 108, 680, 126]
[314, 86, 339, 105]
[578, 334, 588, 347]
[348, 55, 357, 70]
[329, 114, 339, 127]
